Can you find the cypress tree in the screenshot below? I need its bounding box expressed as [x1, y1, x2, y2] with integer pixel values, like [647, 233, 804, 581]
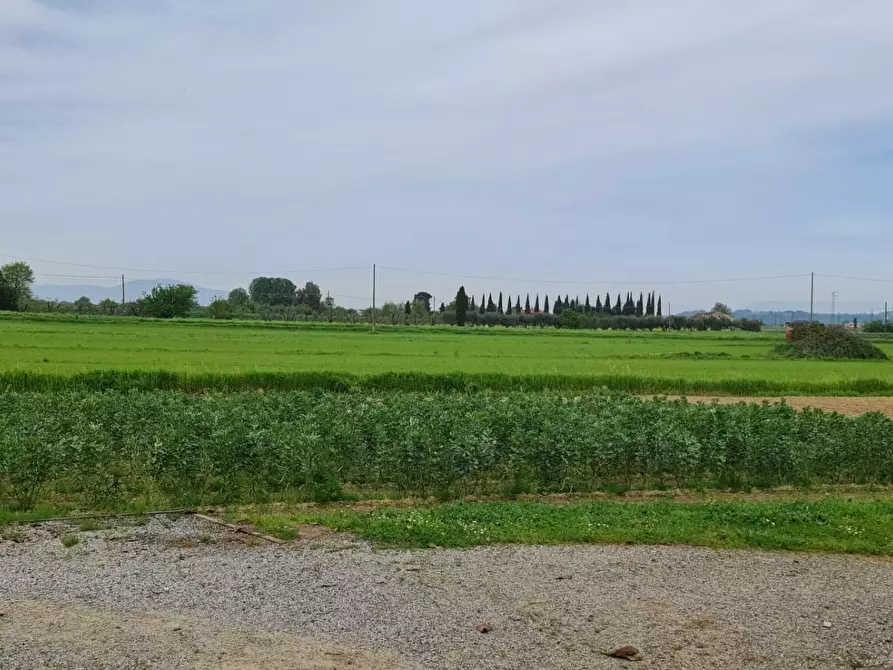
[657, 295, 662, 317]
[505, 297, 512, 315]
[584, 294, 591, 314]
[470, 295, 476, 310]
[405, 301, 411, 315]
[645, 292, 652, 316]
[524, 294, 531, 314]
[614, 293, 622, 315]
[605, 292, 612, 315]
[564, 294, 570, 309]
[456, 286, 468, 326]
[636, 292, 644, 318]
[553, 296, 562, 314]
[487, 293, 496, 313]
[624, 293, 635, 316]
[595, 295, 602, 315]
[479, 295, 485, 315]
[544, 295, 550, 314]
[439, 302, 445, 313]
[497, 292, 504, 315]
[576, 297, 583, 313]
[515, 296, 522, 312]
[534, 294, 540, 313]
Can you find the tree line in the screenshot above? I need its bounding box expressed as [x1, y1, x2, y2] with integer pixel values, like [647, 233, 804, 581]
[449, 288, 663, 323]
[0, 264, 759, 331]
[447, 286, 759, 331]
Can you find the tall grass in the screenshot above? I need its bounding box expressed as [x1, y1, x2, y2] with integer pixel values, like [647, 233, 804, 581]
[1, 390, 891, 509]
[2, 369, 892, 395]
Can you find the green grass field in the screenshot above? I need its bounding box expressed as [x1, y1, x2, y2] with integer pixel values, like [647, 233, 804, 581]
[2, 315, 893, 394]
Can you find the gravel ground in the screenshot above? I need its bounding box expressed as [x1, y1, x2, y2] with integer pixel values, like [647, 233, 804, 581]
[2, 516, 892, 669]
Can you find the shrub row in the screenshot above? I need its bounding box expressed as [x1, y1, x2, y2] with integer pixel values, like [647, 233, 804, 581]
[1, 391, 891, 509]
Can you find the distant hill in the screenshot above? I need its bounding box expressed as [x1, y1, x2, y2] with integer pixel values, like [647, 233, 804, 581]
[34, 279, 228, 306]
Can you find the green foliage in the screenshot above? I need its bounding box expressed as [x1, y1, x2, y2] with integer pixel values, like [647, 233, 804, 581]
[2, 391, 892, 510]
[864, 320, 893, 334]
[249, 277, 297, 306]
[295, 282, 323, 311]
[228, 288, 250, 309]
[60, 534, 80, 548]
[208, 298, 233, 320]
[73, 297, 93, 314]
[561, 309, 582, 329]
[455, 286, 468, 326]
[712, 302, 733, 316]
[138, 284, 198, 319]
[98, 299, 119, 316]
[777, 323, 888, 360]
[0, 283, 17, 311]
[0, 262, 34, 308]
[288, 498, 893, 554]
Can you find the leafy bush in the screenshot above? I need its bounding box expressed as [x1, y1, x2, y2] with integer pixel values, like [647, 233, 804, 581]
[776, 323, 888, 360]
[864, 321, 893, 334]
[1, 390, 892, 509]
[137, 284, 198, 319]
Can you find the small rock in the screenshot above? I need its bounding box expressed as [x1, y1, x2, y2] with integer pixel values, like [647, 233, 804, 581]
[822, 621, 832, 628]
[476, 623, 493, 634]
[608, 645, 643, 661]
[554, 575, 573, 581]
[172, 626, 183, 632]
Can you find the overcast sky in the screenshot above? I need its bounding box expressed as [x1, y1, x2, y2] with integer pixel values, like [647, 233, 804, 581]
[3, 0, 893, 312]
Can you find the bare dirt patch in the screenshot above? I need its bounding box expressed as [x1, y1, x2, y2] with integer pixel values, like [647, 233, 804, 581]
[654, 395, 893, 418]
[0, 600, 410, 670]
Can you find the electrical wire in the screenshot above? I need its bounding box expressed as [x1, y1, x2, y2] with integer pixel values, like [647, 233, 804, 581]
[377, 265, 811, 286]
[815, 274, 893, 284]
[0, 253, 370, 277]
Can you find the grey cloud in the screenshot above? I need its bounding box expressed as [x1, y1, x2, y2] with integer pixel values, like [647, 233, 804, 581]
[2, 0, 893, 310]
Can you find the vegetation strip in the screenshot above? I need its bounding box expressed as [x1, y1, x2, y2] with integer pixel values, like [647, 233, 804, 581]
[2, 390, 892, 510]
[252, 498, 893, 554]
[4, 369, 893, 396]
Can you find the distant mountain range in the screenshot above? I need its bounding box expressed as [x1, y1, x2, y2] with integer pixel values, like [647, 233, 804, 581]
[34, 279, 228, 306]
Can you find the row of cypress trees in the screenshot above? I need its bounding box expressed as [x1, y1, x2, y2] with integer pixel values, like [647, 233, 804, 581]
[448, 288, 662, 319]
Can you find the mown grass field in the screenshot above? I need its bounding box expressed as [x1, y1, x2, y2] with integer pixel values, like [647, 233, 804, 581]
[2, 315, 893, 395]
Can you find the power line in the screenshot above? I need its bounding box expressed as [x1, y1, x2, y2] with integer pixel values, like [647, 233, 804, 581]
[377, 265, 811, 286]
[33, 273, 120, 280]
[815, 273, 893, 284]
[0, 253, 369, 277]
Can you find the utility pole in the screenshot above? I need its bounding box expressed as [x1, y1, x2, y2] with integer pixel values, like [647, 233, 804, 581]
[809, 272, 814, 322]
[830, 291, 839, 325]
[885, 301, 888, 332]
[371, 264, 377, 333]
[121, 275, 126, 305]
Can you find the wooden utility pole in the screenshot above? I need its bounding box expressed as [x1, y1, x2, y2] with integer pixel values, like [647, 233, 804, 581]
[121, 275, 125, 305]
[809, 272, 815, 322]
[371, 264, 377, 333]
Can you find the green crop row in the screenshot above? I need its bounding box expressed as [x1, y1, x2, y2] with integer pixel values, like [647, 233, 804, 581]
[1, 390, 891, 509]
[3, 369, 893, 396]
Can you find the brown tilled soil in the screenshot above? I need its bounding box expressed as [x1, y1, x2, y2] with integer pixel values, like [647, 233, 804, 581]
[655, 395, 893, 418]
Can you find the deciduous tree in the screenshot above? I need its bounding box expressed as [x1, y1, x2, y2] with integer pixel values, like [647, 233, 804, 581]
[138, 284, 198, 319]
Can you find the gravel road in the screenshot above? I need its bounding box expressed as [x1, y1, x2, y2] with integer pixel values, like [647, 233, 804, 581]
[1, 516, 892, 669]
